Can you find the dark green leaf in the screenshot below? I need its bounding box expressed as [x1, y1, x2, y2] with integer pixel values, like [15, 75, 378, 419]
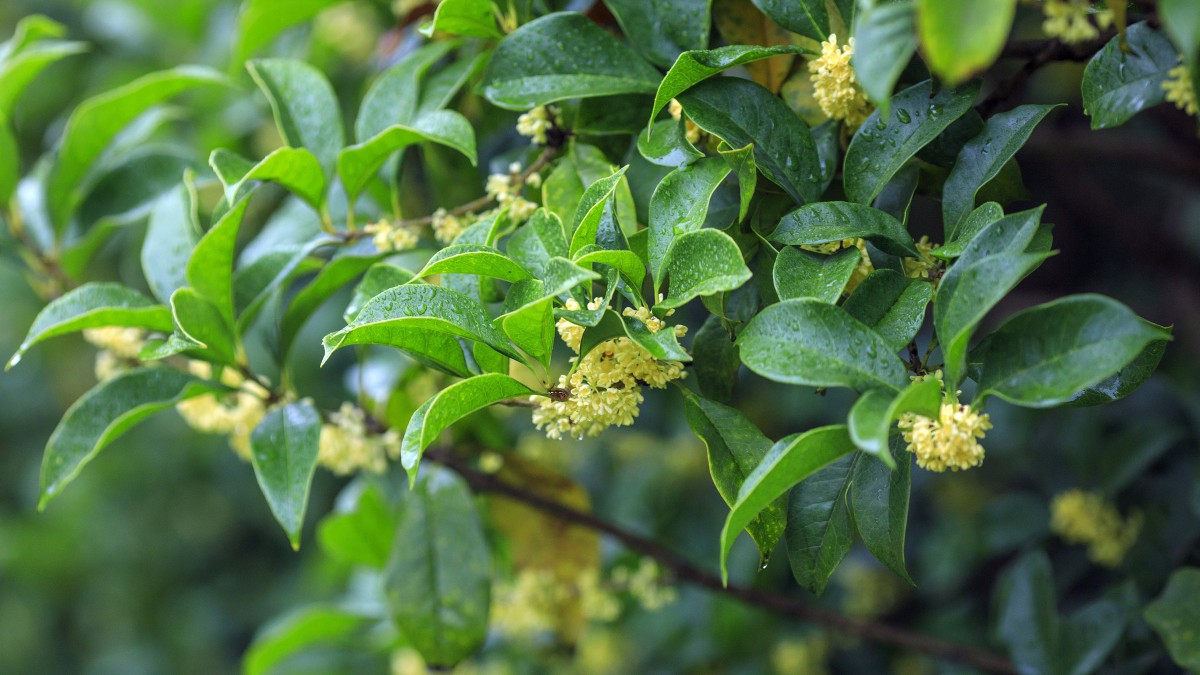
[677, 77, 821, 204]
[1064, 339, 1166, 407]
[852, 1, 918, 113]
[170, 288, 238, 366]
[499, 281, 555, 368]
[481, 13, 660, 110]
[719, 425, 855, 584]
[772, 246, 860, 303]
[932, 201, 1004, 258]
[692, 314, 740, 403]
[506, 209, 569, 279]
[719, 141, 756, 223]
[650, 45, 807, 124]
[915, 0, 1016, 85]
[247, 58, 344, 170]
[338, 110, 476, 202]
[771, 201, 919, 257]
[851, 442, 914, 583]
[659, 228, 752, 310]
[1145, 567, 1200, 672]
[1082, 23, 1177, 130]
[39, 368, 217, 509]
[847, 378, 941, 465]
[751, 0, 828, 42]
[843, 270, 934, 352]
[419, 0, 502, 38]
[187, 193, 252, 323]
[648, 157, 732, 289]
[357, 41, 458, 141]
[604, 0, 710, 68]
[249, 401, 321, 549]
[843, 79, 980, 205]
[739, 298, 909, 391]
[637, 119, 704, 169]
[569, 167, 627, 256]
[279, 246, 385, 358]
[784, 453, 855, 595]
[343, 263, 414, 322]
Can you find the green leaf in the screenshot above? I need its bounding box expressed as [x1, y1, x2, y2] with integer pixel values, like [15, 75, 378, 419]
[243, 605, 375, 675]
[8, 282, 173, 369]
[843, 270, 934, 352]
[324, 284, 524, 366]
[739, 298, 909, 391]
[401, 374, 537, 481]
[344, 263, 414, 322]
[45, 66, 226, 231]
[279, 246, 384, 358]
[719, 425, 855, 584]
[573, 248, 647, 291]
[187, 193, 252, 324]
[1146, 567, 1200, 672]
[1064, 339, 1166, 407]
[506, 209, 569, 279]
[976, 295, 1171, 407]
[0, 40, 89, 119]
[604, 0, 711, 68]
[850, 442, 914, 583]
[852, 1, 918, 113]
[317, 485, 396, 569]
[683, 389, 787, 560]
[385, 468, 491, 667]
[942, 104, 1059, 235]
[783, 453, 855, 595]
[719, 141, 756, 223]
[211, 146, 327, 211]
[569, 167, 628, 256]
[916, 0, 1016, 85]
[338, 110, 477, 203]
[416, 52, 487, 118]
[39, 368, 217, 509]
[648, 157, 732, 289]
[1082, 22, 1178, 130]
[0, 114, 16, 207]
[249, 401, 321, 549]
[1, 15, 67, 59]
[141, 185, 199, 304]
[934, 206, 1049, 385]
[844, 79, 980, 205]
[499, 281, 555, 368]
[932, 201, 1004, 258]
[847, 378, 941, 465]
[650, 45, 807, 124]
[637, 119, 704, 169]
[751, 0, 827, 42]
[247, 58, 344, 170]
[692, 315, 740, 403]
[621, 311, 690, 361]
[232, 0, 343, 64]
[659, 228, 752, 310]
[772, 246, 860, 303]
[170, 287, 238, 366]
[771, 201, 919, 257]
[357, 41, 458, 141]
[677, 77, 821, 204]
[415, 244, 532, 283]
[481, 12, 660, 110]
[419, 0, 502, 38]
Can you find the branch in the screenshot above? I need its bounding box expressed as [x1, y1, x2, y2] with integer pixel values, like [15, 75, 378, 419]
[981, 33, 1113, 116]
[425, 446, 1018, 675]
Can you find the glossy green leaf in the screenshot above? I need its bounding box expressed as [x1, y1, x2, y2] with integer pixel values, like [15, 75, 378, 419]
[852, 1, 918, 113]
[751, 0, 827, 42]
[415, 244, 532, 283]
[933, 201, 1004, 258]
[573, 248, 647, 291]
[719, 141, 756, 223]
[247, 59, 344, 170]
[249, 401, 321, 549]
[39, 368, 217, 509]
[1082, 23, 1178, 130]
[1145, 567, 1200, 672]
[851, 442, 914, 583]
[141, 186, 199, 304]
[243, 605, 375, 675]
[682, 389, 786, 560]
[1064, 339, 1166, 407]
[659, 228, 752, 310]
[338, 110, 477, 202]
[357, 41, 458, 141]
[976, 295, 1171, 407]
[187, 194, 252, 323]
[0, 40, 89, 119]
[739, 298, 909, 392]
[45, 66, 226, 230]
[419, 0, 502, 38]
[170, 288, 238, 366]
[650, 45, 806, 124]
[844, 79, 980, 205]
[916, 0, 1016, 85]
[401, 374, 537, 481]
[506, 209, 569, 279]
[569, 167, 627, 256]
[719, 425, 855, 584]
[772, 246, 860, 303]
[279, 246, 385, 358]
[692, 315, 740, 403]
[605, 0, 710, 68]
[8, 282, 172, 369]
[481, 12, 660, 110]
[211, 146, 326, 211]
[843, 270, 934, 352]
[317, 485, 396, 569]
[847, 378, 941, 465]
[934, 206, 1049, 385]
[637, 119, 703, 169]
[649, 157, 732, 289]
[942, 104, 1059, 235]
[323, 284, 523, 364]
[678, 77, 821, 204]
[415, 52, 486, 118]
[499, 280, 555, 367]
[232, 0, 342, 64]
[0, 114, 16, 207]
[385, 468, 491, 667]
[621, 311, 690, 361]
[784, 453, 855, 595]
[771, 201, 919, 257]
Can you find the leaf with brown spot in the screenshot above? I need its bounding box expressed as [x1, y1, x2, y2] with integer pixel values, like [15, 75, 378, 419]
[712, 0, 798, 93]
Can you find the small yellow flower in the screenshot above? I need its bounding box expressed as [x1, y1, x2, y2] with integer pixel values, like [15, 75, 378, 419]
[317, 402, 398, 475]
[666, 98, 703, 144]
[516, 105, 556, 145]
[898, 400, 992, 472]
[1042, 0, 1113, 44]
[1050, 489, 1142, 567]
[82, 326, 146, 359]
[366, 219, 419, 252]
[802, 238, 874, 293]
[176, 361, 268, 461]
[808, 34, 872, 127]
[1164, 63, 1197, 116]
[902, 236, 940, 280]
[430, 207, 464, 244]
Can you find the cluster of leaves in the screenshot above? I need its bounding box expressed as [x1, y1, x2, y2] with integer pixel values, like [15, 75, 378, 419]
[2, 0, 1198, 672]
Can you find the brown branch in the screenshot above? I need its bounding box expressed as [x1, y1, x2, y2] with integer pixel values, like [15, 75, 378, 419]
[981, 33, 1113, 116]
[425, 446, 1018, 675]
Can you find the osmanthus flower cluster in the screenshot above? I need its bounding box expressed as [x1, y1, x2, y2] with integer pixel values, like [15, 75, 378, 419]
[897, 372, 992, 473]
[1164, 64, 1197, 117]
[808, 34, 872, 127]
[1050, 489, 1142, 567]
[1041, 0, 1114, 44]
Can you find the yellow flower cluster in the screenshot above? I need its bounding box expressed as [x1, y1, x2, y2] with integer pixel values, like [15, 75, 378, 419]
[490, 566, 622, 641]
[667, 98, 703, 144]
[175, 362, 269, 460]
[902, 235, 940, 280]
[485, 168, 538, 222]
[430, 207, 465, 244]
[771, 633, 831, 675]
[1049, 489, 1142, 567]
[898, 398, 992, 472]
[83, 327, 147, 381]
[1164, 64, 1197, 117]
[516, 105, 556, 145]
[803, 238, 874, 293]
[317, 402, 400, 475]
[1042, 0, 1113, 44]
[612, 558, 677, 611]
[366, 219, 419, 252]
[837, 560, 904, 618]
[532, 300, 687, 439]
[313, 3, 380, 62]
[808, 34, 872, 127]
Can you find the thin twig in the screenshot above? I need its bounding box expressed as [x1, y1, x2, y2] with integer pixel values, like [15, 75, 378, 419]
[425, 446, 1018, 675]
[981, 33, 1113, 116]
